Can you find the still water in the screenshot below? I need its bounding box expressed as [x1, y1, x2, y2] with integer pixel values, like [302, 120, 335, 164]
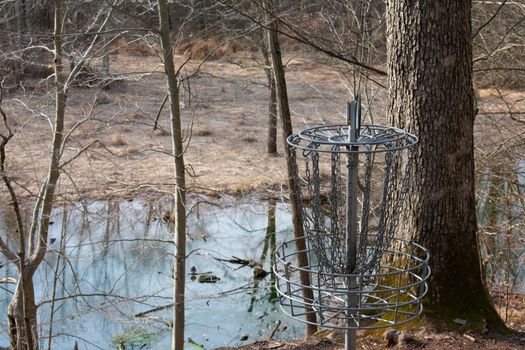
[0, 161, 523, 349]
[0, 198, 304, 349]
[477, 160, 525, 294]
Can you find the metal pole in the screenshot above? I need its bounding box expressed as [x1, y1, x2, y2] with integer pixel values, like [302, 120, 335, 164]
[345, 95, 360, 350]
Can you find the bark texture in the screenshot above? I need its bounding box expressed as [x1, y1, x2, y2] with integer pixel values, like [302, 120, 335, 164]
[386, 0, 505, 329]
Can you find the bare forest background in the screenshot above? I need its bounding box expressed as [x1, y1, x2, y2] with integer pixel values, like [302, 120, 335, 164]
[0, 0, 524, 349]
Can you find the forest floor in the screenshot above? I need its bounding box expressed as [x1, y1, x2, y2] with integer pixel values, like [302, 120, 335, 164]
[2, 50, 524, 202]
[2, 50, 525, 349]
[216, 329, 525, 350]
[217, 291, 525, 349]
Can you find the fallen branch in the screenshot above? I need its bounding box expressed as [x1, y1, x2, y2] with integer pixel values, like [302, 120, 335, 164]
[134, 303, 174, 318]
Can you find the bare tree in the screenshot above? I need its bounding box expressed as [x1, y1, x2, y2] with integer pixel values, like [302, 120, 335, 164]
[0, 1, 118, 348]
[157, 1, 188, 348]
[259, 29, 278, 155]
[265, 0, 317, 335]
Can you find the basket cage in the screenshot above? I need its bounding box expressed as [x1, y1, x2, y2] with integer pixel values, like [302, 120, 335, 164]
[273, 236, 430, 329]
[288, 124, 418, 283]
[273, 96, 430, 331]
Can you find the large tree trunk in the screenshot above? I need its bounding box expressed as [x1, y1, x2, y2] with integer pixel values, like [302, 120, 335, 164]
[266, 0, 317, 335]
[386, 0, 505, 330]
[157, 1, 188, 349]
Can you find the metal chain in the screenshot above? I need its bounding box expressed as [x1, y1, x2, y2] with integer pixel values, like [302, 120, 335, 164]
[290, 132, 417, 278]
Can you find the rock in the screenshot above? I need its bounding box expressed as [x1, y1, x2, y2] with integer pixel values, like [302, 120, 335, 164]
[162, 211, 175, 224]
[482, 319, 488, 334]
[198, 274, 220, 283]
[253, 266, 269, 279]
[463, 333, 476, 342]
[240, 335, 249, 341]
[384, 329, 399, 347]
[453, 318, 467, 326]
[190, 266, 197, 281]
[400, 332, 416, 344]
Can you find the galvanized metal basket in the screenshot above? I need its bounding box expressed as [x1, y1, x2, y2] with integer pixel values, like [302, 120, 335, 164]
[274, 96, 430, 350]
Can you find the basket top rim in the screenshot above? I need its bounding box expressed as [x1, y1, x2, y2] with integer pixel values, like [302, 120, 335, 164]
[288, 124, 418, 152]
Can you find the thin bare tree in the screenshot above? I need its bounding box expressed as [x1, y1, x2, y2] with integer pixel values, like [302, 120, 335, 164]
[0, 1, 119, 348]
[265, 0, 317, 335]
[157, 1, 188, 348]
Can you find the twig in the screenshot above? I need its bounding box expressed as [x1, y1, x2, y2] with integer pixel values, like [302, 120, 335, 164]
[153, 93, 169, 130]
[268, 320, 281, 340]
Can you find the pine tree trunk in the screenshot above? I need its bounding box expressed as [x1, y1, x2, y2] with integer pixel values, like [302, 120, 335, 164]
[386, 0, 505, 330]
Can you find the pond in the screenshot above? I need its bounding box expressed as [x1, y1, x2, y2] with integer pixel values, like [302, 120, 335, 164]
[0, 197, 304, 349]
[477, 160, 525, 294]
[0, 160, 523, 349]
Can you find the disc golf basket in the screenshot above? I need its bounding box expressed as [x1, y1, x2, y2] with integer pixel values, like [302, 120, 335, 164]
[273, 95, 430, 350]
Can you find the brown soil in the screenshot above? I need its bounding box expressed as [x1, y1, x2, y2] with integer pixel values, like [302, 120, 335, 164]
[2, 51, 357, 201]
[219, 290, 525, 349]
[217, 329, 525, 350]
[2, 51, 524, 201]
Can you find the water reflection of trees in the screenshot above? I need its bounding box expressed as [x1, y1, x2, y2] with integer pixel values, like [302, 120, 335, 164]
[477, 164, 525, 323]
[249, 199, 277, 313]
[0, 199, 296, 348]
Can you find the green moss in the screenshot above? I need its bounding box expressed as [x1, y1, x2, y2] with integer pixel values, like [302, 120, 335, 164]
[422, 296, 508, 333]
[361, 262, 507, 336]
[111, 327, 159, 349]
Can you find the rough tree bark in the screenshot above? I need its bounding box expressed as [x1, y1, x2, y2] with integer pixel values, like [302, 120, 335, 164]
[266, 0, 317, 335]
[157, 0, 188, 349]
[386, 0, 505, 330]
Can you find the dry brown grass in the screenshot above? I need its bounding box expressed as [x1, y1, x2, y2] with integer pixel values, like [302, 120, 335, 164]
[194, 129, 213, 137]
[177, 38, 241, 61]
[2, 52, 524, 209]
[492, 292, 525, 331]
[113, 125, 131, 134]
[109, 134, 127, 146]
[119, 146, 140, 157]
[114, 37, 156, 56]
[232, 118, 246, 126]
[241, 136, 257, 143]
[0, 60, 53, 90]
[80, 121, 100, 133]
[475, 71, 525, 90]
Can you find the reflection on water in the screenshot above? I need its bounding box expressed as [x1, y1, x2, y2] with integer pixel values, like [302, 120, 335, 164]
[0, 198, 303, 349]
[477, 161, 525, 293]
